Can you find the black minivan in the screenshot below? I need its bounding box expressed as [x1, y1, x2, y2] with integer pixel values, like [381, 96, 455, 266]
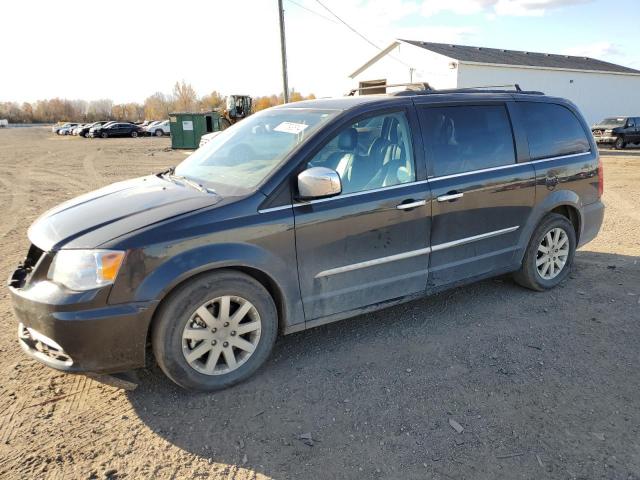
[9, 89, 604, 391]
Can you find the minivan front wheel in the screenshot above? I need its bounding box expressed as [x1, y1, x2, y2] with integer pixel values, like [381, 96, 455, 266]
[514, 213, 576, 291]
[614, 137, 626, 149]
[152, 270, 278, 391]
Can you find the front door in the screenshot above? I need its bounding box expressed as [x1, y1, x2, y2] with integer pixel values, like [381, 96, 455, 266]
[416, 102, 536, 288]
[293, 110, 431, 320]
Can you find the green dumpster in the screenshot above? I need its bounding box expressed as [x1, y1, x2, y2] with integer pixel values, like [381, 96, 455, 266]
[169, 111, 222, 149]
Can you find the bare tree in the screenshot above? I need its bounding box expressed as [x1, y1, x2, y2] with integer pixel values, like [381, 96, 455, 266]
[172, 81, 198, 112]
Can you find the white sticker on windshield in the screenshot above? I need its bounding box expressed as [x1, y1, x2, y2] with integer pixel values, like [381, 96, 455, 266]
[274, 122, 309, 134]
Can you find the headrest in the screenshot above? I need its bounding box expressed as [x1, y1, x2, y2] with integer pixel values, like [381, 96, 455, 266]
[338, 128, 358, 150]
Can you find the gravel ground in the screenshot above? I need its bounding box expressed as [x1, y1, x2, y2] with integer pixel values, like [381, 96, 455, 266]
[0, 127, 638, 480]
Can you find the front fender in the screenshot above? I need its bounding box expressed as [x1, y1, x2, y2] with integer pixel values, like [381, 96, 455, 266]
[111, 242, 305, 331]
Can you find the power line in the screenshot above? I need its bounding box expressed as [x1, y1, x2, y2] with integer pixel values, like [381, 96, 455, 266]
[285, 0, 338, 24]
[313, 0, 411, 69]
[314, 0, 383, 52]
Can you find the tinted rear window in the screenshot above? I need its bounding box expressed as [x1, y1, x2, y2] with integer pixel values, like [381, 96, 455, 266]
[419, 105, 515, 177]
[521, 102, 590, 160]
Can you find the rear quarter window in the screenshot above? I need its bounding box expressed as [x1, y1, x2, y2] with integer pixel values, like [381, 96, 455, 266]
[520, 102, 590, 160]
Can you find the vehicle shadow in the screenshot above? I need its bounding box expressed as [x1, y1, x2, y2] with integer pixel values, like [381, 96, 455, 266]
[126, 250, 640, 479]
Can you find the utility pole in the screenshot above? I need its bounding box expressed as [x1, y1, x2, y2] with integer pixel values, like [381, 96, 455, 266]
[277, 0, 289, 103]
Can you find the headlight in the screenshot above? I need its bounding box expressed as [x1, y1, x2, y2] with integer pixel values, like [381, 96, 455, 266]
[48, 250, 125, 291]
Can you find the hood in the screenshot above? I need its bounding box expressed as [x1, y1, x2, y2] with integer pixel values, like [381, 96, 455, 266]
[28, 175, 222, 251]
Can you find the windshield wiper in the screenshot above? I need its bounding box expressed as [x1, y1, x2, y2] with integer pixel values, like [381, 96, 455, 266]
[161, 171, 216, 194]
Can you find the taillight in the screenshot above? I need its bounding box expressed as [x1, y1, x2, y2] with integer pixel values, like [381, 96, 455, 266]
[597, 156, 604, 197]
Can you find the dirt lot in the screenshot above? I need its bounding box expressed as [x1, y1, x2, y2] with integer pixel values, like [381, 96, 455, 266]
[0, 127, 638, 479]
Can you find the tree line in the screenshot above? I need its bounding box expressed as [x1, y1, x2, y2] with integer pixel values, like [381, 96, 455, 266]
[0, 81, 316, 124]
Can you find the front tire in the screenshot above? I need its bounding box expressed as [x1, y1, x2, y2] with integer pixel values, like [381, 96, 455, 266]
[513, 213, 576, 291]
[131, 130, 138, 138]
[151, 270, 278, 391]
[614, 137, 626, 150]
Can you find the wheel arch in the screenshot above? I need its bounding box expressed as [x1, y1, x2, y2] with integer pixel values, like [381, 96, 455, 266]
[516, 190, 584, 263]
[143, 264, 291, 363]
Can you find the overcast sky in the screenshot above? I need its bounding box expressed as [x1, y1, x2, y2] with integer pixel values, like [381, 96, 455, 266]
[2, 0, 638, 103]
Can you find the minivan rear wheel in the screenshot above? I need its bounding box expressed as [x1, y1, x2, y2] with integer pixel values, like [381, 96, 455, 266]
[513, 213, 576, 291]
[151, 270, 278, 391]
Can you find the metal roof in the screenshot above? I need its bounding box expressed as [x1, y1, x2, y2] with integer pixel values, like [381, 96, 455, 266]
[400, 40, 640, 75]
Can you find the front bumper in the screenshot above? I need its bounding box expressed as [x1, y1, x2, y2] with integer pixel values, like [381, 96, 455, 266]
[9, 275, 157, 374]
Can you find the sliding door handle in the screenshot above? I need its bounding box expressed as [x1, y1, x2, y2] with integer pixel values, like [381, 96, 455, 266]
[396, 199, 427, 210]
[437, 192, 464, 202]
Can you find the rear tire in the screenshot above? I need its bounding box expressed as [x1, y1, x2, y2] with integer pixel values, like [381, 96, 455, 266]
[513, 213, 576, 291]
[101, 132, 108, 138]
[131, 130, 138, 138]
[151, 270, 278, 391]
[154, 129, 163, 137]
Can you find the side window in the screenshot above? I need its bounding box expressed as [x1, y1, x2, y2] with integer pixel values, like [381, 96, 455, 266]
[307, 111, 415, 195]
[520, 102, 590, 160]
[419, 105, 515, 177]
[627, 118, 635, 127]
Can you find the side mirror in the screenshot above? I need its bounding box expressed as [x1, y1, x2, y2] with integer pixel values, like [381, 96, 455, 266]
[297, 167, 342, 200]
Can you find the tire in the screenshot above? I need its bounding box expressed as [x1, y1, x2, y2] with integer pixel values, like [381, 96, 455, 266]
[614, 137, 625, 150]
[151, 270, 278, 391]
[131, 130, 138, 138]
[513, 213, 576, 291]
[101, 132, 108, 139]
[154, 129, 163, 137]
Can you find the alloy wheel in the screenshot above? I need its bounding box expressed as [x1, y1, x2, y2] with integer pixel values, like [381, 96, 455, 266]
[536, 227, 569, 280]
[181, 295, 261, 375]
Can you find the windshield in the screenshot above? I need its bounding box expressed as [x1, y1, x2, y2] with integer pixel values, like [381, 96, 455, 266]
[598, 117, 626, 127]
[174, 107, 339, 195]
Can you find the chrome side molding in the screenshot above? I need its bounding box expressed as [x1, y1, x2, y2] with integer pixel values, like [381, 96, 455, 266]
[315, 226, 520, 277]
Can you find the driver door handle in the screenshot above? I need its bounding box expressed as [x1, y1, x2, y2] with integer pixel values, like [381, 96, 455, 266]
[396, 199, 427, 210]
[437, 192, 464, 202]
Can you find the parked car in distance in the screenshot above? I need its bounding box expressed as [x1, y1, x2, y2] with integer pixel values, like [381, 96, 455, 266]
[57, 123, 79, 135]
[146, 120, 170, 137]
[9, 89, 604, 391]
[0, 119, 9, 128]
[93, 122, 141, 138]
[71, 124, 87, 136]
[591, 116, 640, 149]
[88, 121, 116, 137]
[52, 122, 75, 134]
[77, 121, 109, 138]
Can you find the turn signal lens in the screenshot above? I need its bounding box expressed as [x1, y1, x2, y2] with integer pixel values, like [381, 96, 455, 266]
[98, 252, 125, 282]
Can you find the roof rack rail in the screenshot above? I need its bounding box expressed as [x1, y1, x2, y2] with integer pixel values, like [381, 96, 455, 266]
[346, 82, 433, 96]
[390, 84, 545, 96]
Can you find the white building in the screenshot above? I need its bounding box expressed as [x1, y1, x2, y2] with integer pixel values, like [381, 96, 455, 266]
[349, 40, 640, 125]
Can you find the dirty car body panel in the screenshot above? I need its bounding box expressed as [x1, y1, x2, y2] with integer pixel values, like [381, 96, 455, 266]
[8, 91, 604, 376]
